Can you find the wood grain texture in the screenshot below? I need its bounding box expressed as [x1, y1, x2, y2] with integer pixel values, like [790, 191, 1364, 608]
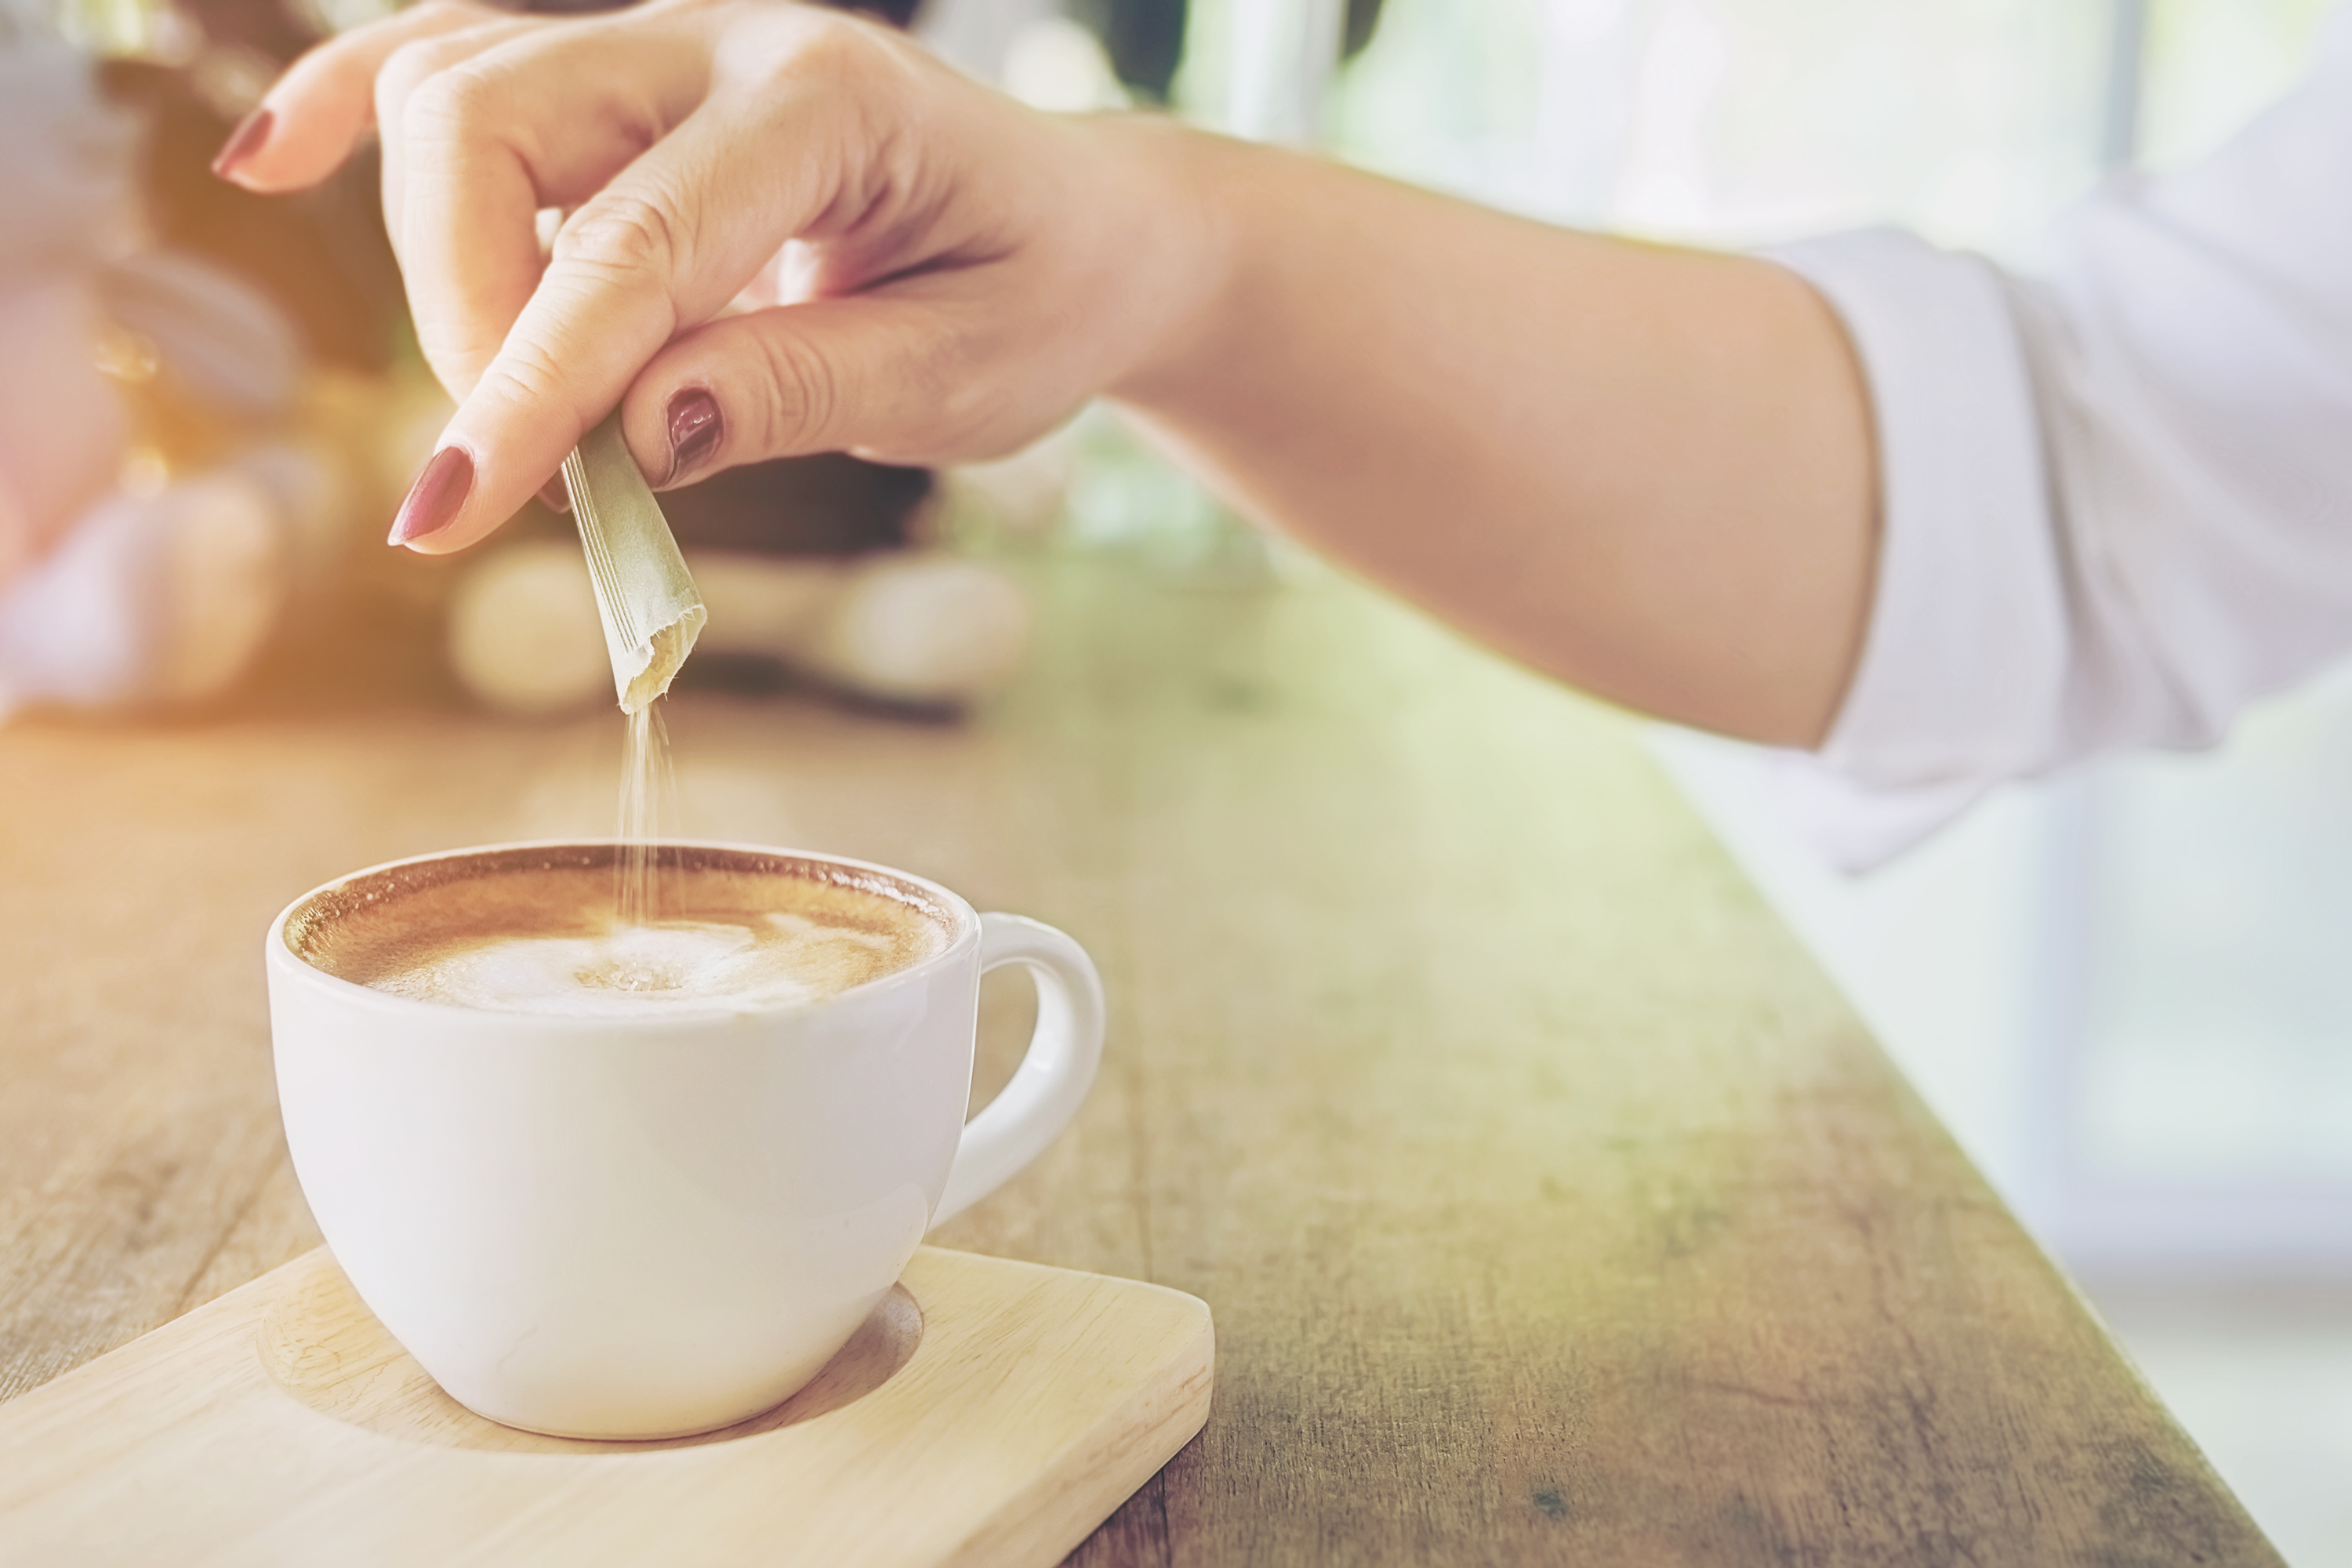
[0, 557, 2279, 1564]
[0, 1246, 1214, 1566]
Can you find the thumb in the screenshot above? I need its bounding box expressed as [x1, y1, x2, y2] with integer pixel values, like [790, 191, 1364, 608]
[615, 289, 1038, 490]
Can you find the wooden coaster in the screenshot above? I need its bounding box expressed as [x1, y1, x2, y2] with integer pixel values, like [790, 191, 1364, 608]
[0, 1247, 1214, 1566]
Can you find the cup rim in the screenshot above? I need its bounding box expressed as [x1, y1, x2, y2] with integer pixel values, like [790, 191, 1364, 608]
[266, 838, 981, 1024]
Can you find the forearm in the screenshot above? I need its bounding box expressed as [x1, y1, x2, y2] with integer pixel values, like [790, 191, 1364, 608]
[238, 0, 1873, 731]
[1111, 132, 1878, 746]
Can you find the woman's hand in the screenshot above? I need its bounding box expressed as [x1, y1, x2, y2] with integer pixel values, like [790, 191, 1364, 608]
[220, 0, 1215, 553]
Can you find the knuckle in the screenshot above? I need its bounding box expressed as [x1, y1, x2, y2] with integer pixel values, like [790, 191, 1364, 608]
[744, 9, 898, 96]
[752, 332, 837, 453]
[500, 349, 564, 408]
[480, 339, 573, 426]
[380, 34, 466, 102]
[789, 15, 871, 75]
[400, 57, 504, 142]
[553, 194, 689, 286]
[376, 39, 437, 104]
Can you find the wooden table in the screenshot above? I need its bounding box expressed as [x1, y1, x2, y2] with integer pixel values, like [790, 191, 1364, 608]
[0, 554, 2279, 1564]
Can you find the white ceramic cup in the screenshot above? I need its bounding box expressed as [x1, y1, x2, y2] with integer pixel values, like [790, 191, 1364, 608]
[266, 840, 1104, 1441]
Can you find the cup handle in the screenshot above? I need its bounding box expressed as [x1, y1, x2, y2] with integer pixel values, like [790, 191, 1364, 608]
[931, 913, 1107, 1229]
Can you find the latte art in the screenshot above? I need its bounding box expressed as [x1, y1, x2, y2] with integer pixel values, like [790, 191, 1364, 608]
[371, 914, 909, 1016]
[286, 848, 956, 1015]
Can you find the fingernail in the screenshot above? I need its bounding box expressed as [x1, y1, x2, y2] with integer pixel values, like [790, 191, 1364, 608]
[666, 388, 722, 482]
[388, 445, 474, 546]
[538, 475, 572, 514]
[211, 107, 274, 181]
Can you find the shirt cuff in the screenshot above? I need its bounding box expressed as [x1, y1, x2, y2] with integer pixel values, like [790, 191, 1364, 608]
[1754, 228, 2065, 870]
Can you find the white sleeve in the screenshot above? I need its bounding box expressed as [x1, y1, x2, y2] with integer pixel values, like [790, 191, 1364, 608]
[1751, 16, 2352, 870]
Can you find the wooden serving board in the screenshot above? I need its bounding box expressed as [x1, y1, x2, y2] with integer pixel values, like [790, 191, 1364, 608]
[0, 1247, 1214, 1566]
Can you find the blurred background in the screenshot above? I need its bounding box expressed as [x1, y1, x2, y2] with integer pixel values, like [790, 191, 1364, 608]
[0, 0, 2346, 1556]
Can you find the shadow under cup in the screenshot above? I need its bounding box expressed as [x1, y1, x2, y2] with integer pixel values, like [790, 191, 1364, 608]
[266, 841, 993, 1442]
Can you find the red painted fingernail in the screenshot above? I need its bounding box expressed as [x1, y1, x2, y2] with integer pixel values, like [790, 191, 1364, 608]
[211, 107, 274, 181]
[388, 446, 474, 546]
[666, 388, 722, 482]
[538, 475, 572, 514]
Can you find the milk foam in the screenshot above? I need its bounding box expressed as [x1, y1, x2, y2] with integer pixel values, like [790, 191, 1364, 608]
[289, 849, 954, 1015]
[368, 913, 906, 1016]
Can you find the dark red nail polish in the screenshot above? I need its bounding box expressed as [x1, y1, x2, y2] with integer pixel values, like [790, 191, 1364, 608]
[388, 446, 474, 546]
[666, 388, 722, 482]
[538, 475, 572, 514]
[211, 107, 274, 180]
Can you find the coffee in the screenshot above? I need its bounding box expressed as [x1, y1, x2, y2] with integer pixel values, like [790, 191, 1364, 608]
[285, 845, 955, 1017]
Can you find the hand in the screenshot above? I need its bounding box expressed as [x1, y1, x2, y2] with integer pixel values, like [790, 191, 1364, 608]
[220, 0, 1214, 553]
[220, 0, 1874, 748]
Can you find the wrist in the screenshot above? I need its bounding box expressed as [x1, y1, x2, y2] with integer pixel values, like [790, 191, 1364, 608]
[1085, 117, 1255, 414]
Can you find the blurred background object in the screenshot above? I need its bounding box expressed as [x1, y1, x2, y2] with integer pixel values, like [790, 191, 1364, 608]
[0, 0, 401, 717]
[0, 23, 140, 591]
[448, 541, 1033, 716]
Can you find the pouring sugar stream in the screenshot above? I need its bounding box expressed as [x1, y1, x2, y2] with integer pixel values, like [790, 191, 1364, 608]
[562, 410, 704, 982]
